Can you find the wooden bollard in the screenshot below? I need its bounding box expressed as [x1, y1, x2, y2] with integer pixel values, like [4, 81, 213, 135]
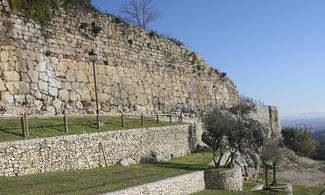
[21, 114, 26, 138]
[180, 112, 183, 123]
[24, 113, 29, 138]
[169, 114, 172, 123]
[156, 114, 159, 124]
[122, 113, 125, 128]
[64, 113, 69, 133]
[141, 113, 144, 126]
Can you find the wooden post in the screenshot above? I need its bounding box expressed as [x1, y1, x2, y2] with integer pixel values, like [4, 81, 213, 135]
[99, 142, 108, 168]
[122, 113, 125, 128]
[21, 114, 26, 138]
[169, 114, 172, 123]
[156, 114, 159, 124]
[24, 113, 29, 138]
[180, 112, 183, 123]
[141, 113, 144, 126]
[64, 113, 68, 133]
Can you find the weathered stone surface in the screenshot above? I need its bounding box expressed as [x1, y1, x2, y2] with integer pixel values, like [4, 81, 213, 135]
[106, 171, 205, 195]
[248, 105, 281, 137]
[49, 87, 58, 97]
[0, 124, 201, 177]
[3, 71, 20, 81]
[58, 89, 69, 102]
[120, 159, 129, 167]
[0, 1, 241, 115]
[204, 166, 242, 191]
[0, 51, 9, 62]
[27, 69, 39, 83]
[1, 91, 13, 104]
[38, 81, 48, 92]
[0, 78, 6, 91]
[18, 82, 29, 94]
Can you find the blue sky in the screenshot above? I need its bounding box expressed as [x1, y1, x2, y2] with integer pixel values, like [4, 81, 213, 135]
[91, 0, 325, 118]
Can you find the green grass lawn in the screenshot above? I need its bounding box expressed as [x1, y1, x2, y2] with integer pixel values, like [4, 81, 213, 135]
[0, 149, 226, 195]
[0, 116, 183, 142]
[292, 185, 324, 195]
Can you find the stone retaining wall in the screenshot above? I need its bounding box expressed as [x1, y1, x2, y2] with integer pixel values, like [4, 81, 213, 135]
[0, 124, 201, 176]
[104, 171, 205, 195]
[204, 166, 243, 191]
[0, 0, 239, 116]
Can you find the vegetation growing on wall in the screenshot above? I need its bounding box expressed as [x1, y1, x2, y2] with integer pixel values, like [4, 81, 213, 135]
[8, 0, 95, 36]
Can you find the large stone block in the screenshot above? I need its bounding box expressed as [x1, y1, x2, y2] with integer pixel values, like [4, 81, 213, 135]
[18, 82, 30, 94]
[27, 69, 39, 83]
[75, 71, 88, 82]
[1, 91, 13, 104]
[38, 81, 49, 92]
[66, 69, 76, 82]
[3, 71, 20, 81]
[58, 89, 69, 102]
[0, 51, 9, 62]
[0, 78, 6, 91]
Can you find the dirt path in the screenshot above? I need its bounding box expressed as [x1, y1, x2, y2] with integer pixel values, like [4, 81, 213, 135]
[278, 151, 325, 187]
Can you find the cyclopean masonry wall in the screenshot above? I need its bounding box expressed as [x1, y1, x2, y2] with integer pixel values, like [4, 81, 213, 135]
[0, 1, 239, 116]
[248, 105, 281, 137]
[0, 124, 202, 177]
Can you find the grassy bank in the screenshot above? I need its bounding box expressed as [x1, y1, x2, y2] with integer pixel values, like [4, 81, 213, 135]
[0, 116, 183, 142]
[0, 149, 226, 195]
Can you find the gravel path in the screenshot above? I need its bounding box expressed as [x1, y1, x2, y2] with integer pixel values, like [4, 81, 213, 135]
[278, 153, 325, 187]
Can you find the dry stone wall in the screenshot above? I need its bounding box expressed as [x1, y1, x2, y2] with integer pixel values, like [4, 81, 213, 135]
[0, 0, 239, 116]
[104, 171, 205, 195]
[204, 166, 243, 191]
[0, 124, 200, 177]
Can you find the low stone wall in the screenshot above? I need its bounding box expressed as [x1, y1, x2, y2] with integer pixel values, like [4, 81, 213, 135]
[204, 166, 242, 191]
[0, 124, 200, 176]
[104, 171, 205, 195]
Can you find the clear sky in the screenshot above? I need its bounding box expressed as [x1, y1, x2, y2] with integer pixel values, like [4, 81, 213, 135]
[91, 0, 325, 118]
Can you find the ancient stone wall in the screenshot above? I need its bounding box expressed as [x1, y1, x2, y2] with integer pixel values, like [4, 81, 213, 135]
[248, 105, 281, 137]
[105, 171, 205, 195]
[0, 124, 200, 177]
[0, 0, 238, 116]
[204, 166, 243, 191]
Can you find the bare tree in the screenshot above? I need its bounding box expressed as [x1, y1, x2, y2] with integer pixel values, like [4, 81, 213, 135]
[120, 0, 160, 30]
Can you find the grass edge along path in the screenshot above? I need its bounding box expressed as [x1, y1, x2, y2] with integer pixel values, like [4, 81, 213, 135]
[0, 149, 228, 195]
[0, 116, 183, 142]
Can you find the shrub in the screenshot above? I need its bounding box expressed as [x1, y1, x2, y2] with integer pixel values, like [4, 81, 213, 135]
[282, 126, 316, 157]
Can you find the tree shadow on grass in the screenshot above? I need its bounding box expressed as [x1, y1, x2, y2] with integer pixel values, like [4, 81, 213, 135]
[0, 127, 23, 137]
[153, 162, 212, 172]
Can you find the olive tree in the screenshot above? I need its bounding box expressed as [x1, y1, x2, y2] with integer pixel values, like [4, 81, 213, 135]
[204, 105, 265, 168]
[260, 138, 284, 188]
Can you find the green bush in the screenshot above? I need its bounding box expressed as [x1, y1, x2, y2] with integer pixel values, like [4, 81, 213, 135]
[9, 0, 95, 28]
[282, 127, 316, 157]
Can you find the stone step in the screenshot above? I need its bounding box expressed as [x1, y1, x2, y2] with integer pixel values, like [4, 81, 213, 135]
[251, 184, 264, 191]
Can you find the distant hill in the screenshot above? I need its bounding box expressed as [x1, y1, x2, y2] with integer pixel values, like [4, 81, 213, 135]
[281, 117, 325, 132]
[312, 130, 325, 142]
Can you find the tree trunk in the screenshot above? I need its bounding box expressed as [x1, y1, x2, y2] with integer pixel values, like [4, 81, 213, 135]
[217, 146, 224, 168]
[272, 162, 277, 186]
[213, 138, 218, 168]
[265, 166, 269, 189]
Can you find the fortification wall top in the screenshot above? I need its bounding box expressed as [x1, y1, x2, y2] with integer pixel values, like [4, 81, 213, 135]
[0, 0, 238, 115]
